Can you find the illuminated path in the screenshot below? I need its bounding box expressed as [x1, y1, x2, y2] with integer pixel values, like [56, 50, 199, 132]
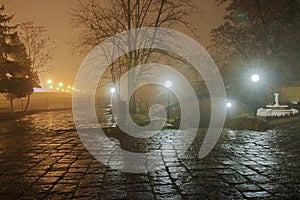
[0, 110, 299, 199]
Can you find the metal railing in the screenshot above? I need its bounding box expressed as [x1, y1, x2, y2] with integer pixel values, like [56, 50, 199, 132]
[0, 93, 72, 113]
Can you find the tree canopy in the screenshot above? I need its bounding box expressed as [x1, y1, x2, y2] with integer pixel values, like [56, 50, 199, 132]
[210, 0, 300, 85]
[0, 6, 40, 112]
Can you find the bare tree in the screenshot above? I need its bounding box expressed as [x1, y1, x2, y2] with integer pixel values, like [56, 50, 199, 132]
[18, 21, 56, 111]
[19, 21, 56, 74]
[70, 0, 199, 113]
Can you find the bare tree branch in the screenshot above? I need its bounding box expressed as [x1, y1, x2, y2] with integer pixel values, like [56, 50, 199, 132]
[19, 21, 56, 74]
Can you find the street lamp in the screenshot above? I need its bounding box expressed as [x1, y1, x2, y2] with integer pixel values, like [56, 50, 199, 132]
[164, 81, 172, 121]
[226, 101, 233, 119]
[251, 74, 260, 82]
[110, 87, 116, 106]
[47, 79, 53, 92]
[226, 102, 232, 108]
[109, 87, 116, 126]
[56, 82, 64, 93]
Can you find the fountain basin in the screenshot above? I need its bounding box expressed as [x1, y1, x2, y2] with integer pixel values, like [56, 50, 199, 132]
[257, 107, 299, 117]
[257, 93, 299, 117]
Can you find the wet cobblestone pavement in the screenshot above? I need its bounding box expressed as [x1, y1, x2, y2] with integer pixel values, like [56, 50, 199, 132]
[0, 110, 299, 199]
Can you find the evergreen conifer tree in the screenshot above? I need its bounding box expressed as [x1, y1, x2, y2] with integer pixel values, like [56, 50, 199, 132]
[0, 5, 40, 112]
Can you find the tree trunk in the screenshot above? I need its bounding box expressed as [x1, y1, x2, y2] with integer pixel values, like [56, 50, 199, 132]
[129, 91, 137, 115]
[24, 94, 31, 112]
[10, 98, 14, 113]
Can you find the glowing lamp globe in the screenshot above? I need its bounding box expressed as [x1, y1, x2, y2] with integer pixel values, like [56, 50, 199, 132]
[226, 102, 232, 108]
[164, 81, 172, 88]
[110, 87, 116, 94]
[251, 74, 260, 82]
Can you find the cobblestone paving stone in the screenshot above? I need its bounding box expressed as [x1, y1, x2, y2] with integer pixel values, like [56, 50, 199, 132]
[0, 110, 299, 199]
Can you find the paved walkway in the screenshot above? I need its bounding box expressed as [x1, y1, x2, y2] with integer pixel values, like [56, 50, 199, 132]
[0, 111, 299, 199]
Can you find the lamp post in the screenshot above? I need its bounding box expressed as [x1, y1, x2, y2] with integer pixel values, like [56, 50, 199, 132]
[250, 74, 260, 114]
[226, 101, 233, 119]
[47, 79, 53, 92]
[110, 87, 116, 126]
[164, 81, 172, 121]
[56, 82, 65, 92]
[110, 87, 116, 106]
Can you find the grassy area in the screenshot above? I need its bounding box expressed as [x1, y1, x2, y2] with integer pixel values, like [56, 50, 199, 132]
[225, 115, 300, 131]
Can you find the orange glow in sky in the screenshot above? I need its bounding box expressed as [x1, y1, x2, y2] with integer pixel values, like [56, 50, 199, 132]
[5, 0, 226, 86]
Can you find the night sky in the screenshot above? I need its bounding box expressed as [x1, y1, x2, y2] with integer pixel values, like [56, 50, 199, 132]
[5, 0, 226, 88]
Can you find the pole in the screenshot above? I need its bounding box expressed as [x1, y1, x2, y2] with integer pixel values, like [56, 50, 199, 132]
[111, 93, 113, 106]
[111, 93, 115, 125]
[167, 91, 170, 120]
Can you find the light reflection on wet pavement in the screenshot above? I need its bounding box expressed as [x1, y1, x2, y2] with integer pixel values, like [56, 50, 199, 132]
[0, 110, 299, 199]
